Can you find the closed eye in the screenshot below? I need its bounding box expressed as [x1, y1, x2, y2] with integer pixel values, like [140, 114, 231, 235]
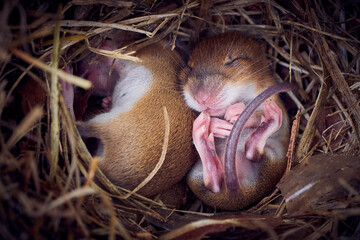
[225, 56, 250, 66]
[225, 57, 240, 66]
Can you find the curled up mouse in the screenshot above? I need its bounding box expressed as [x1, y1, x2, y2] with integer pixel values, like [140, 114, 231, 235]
[61, 40, 195, 198]
[180, 32, 293, 210]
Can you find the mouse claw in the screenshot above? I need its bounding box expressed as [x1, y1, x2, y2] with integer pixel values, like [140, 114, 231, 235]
[225, 102, 246, 123]
[209, 117, 233, 138]
[206, 133, 216, 156]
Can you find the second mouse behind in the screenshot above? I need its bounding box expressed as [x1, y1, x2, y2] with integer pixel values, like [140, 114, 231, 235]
[62, 41, 196, 197]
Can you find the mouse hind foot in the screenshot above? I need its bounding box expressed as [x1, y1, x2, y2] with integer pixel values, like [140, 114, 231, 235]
[245, 101, 282, 160]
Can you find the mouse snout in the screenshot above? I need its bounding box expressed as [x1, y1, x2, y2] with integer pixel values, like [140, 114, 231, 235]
[194, 89, 212, 105]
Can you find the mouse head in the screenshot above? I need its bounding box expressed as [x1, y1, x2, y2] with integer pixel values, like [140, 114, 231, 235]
[180, 32, 270, 117]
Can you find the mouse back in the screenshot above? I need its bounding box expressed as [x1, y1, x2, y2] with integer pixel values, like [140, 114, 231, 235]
[84, 43, 195, 197]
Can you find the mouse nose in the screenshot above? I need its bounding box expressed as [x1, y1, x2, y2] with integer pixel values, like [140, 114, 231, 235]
[194, 90, 211, 105]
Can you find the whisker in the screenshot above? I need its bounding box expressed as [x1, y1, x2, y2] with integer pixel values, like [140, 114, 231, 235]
[224, 34, 237, 65]
[232, 58, 273, 83]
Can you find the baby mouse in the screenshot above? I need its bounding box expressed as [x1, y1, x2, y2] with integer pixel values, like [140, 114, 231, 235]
[61, 41, 195, 197]
[180, 32, 290, 210]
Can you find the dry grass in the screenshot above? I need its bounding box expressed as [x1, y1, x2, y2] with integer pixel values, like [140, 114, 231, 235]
[0, 0, 359, 239]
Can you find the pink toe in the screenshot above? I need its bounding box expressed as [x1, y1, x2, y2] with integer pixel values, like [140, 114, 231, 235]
[225, 102, 246, 123]
[101, 96, 112, 111]
[210, 117, 233, 138]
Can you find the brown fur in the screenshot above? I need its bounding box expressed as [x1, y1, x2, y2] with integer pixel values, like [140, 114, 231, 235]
[184, 33, 290, 210]
[180, 32, 277, 98]
[84, 44, 196, 197]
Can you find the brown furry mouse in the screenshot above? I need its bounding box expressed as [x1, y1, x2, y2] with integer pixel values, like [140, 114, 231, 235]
[180, 32, 291, 210]
[62, 41, 195, 197]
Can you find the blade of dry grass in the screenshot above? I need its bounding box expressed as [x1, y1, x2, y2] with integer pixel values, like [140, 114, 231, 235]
[49, 13, 61, 179]
[119, 13, 179, 26]
[86, 39, 140, 62]
[3, 105, 43, 150]
[38, 186, 97, 215]
[72, 119, 163, 207]
[159, 216, 280, 240]
[295, 61, 331, 162]
[70, 0, 133, 8]
[9, 27, 54, 47]
[9, 48, 92, 89]
[331, 94, 360, 145]
[279, 20, 359, 43]
[2, 0, 360, 239]
[286, 110, 300, 169]
[171, 0, 190, 50]
[305, 0, 360, 139]
[59, 20, 152, 36]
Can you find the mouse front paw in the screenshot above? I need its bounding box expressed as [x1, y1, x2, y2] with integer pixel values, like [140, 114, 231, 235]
[101, 96, 113, 111]
[193, 112, 223, 193]
[224, 102, 246, 123]
[209, 117, 233, 138]
[225, 102, 261, 128]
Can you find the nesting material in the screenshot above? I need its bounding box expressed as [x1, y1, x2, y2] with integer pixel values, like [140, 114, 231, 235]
[0, 0, 359, 239]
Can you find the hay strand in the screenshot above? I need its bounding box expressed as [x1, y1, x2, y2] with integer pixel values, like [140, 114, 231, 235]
[3, 105, 43, 150]
[9, 48, 92, 89]
[122, 106, 170, 199]
[49, 11, 61, 179]
[1, 0, 359, 239]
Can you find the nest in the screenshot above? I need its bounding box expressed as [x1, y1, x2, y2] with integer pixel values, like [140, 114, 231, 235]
[1, 0, 359, 239]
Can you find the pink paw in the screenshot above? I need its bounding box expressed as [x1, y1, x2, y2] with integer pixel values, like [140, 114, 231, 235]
[209, 117, 233, 138]
[101, 96, 112, 111]
[225, 102, 261, 128]
[245, 101, 282, 160]
[193, 112, 223, 193]
[263, 101, 282, 131]
[193, 112, 211, 143]
[224, 102, 246, 123]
